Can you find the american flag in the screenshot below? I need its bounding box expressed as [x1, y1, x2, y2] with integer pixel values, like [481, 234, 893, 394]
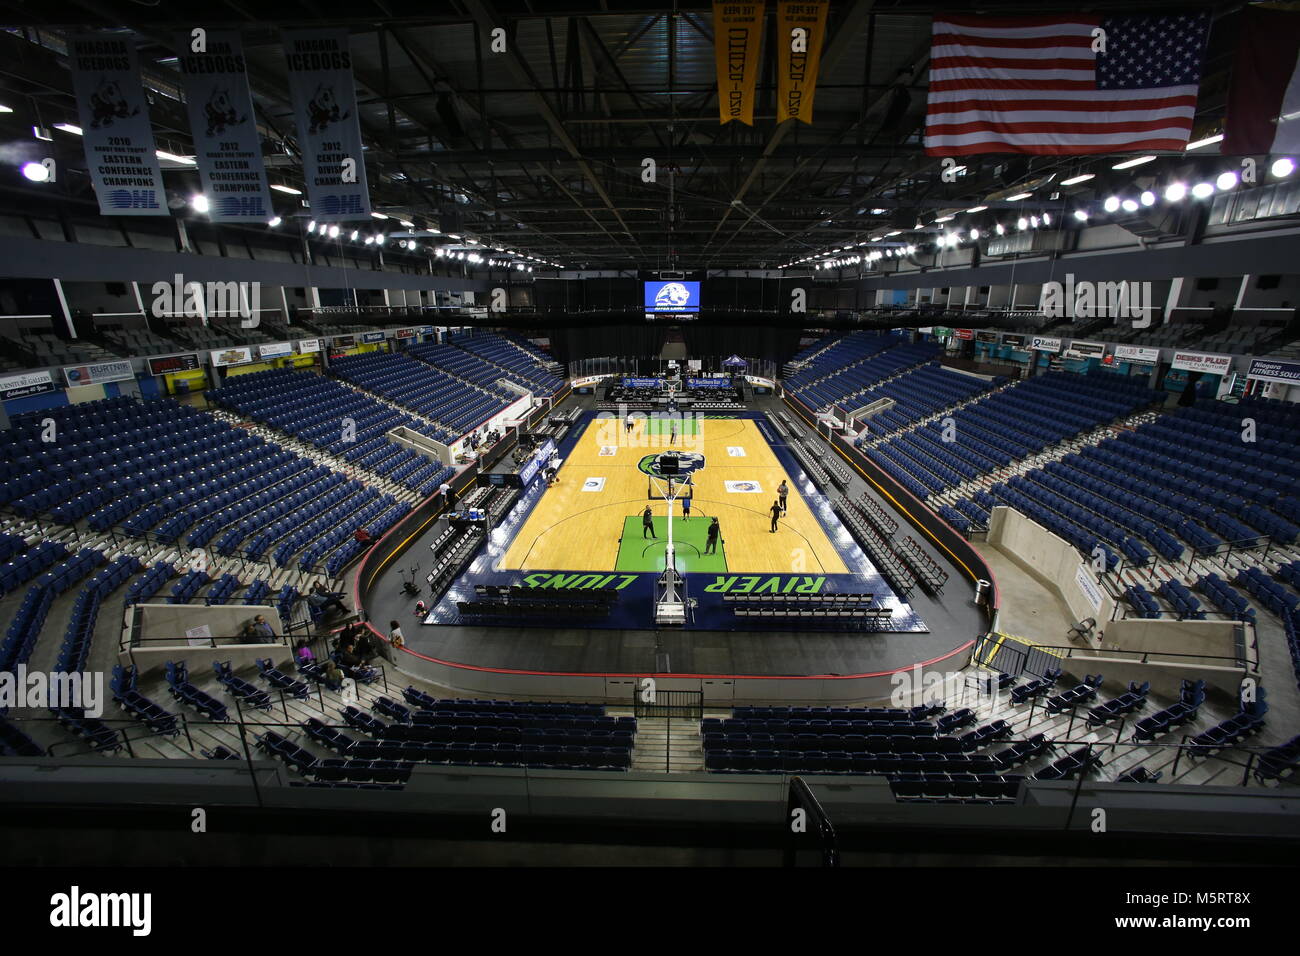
[924, 13, 1211, 156]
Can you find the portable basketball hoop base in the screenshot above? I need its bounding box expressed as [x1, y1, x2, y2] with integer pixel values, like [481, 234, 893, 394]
[649, 475, 692, 626]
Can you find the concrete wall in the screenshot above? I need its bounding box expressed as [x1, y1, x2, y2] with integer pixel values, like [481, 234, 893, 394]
[121, 603, 291, 677]
[988, 506, 1115, 633]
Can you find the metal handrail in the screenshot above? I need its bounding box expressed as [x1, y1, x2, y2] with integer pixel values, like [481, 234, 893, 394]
[784, 776, 839, 867]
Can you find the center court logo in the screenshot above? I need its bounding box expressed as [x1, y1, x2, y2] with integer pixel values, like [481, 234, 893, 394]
[50, 886, 151, 936]
[637, 452, 706, 479]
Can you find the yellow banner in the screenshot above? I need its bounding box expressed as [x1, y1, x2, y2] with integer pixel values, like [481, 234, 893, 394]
[776, 1, 829, 124]
[713, 2, 765, 125]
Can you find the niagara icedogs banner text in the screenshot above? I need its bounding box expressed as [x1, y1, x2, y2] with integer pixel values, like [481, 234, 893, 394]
[68, 34, 167, 215]
[176, 30, 274, 221]
[282, 29, 372, 219]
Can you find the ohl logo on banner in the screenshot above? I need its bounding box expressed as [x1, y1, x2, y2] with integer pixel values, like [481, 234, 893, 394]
[638, 452, 705, 479]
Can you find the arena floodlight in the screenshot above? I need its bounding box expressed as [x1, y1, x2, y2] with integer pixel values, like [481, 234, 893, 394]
[1191, 181, 1215, 199]
[1073, 209, 1089, 222]
[1165, 182, 1188, 201]
[1005, 191, 1032, 201]
[271, 184, 302, 195]
[1216, 171, 1238, 191]
[307, 220, 317, 232]
[1060, 173, 1095, 186]
[268, 216, 282, 227]
[190, 194, 210, 213]
[1104, 196, 1121, 213]
[1121, 199, 1139, 212]
[328, 224, 340, 238]
[1186, 133, 1224, 151]
[1140, 190, 1156, 206]
[21, 161, 49, 182]
[1112, 155, 1156, 170]
[1270, 157, 1295, 178]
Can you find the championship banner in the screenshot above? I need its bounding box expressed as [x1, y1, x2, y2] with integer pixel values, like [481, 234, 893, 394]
[67, 34, 167, 216]
[175, 30, 274, 221]
[775, 1, 829, 125]
[713, 2, 764, 125]
[282, 29, 372, 219]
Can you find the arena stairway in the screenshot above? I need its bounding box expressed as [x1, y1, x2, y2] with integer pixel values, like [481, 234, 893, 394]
[621, 710, 713, 773]
[932, 408, 1161, 512]
[207, 407, 422, 506]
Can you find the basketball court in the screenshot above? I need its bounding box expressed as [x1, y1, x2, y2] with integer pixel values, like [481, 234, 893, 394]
[500, 415, 849, 575]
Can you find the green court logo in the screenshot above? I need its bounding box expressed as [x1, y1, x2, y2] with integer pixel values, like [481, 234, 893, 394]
[637, 452, 706, 479]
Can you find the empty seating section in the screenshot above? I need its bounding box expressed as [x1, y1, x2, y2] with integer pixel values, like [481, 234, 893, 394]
[0, 395, 404, 577]
[857, 361, 998, 437]
[722, 591, 892, 628]
[333, 349, 509, 439]
[965, 395, 1300, 566]
[209, 368, 457, 496]
[894, 537, 948, 594]
[305, 690, 636, 771]
[787, 334, 937, 412]
[704, 705, 1029, 793]
[446, 330, 564, 394]
[459, 585, 617, 621]
[832, 496, 918, 597]
[874, 370, 1155, 503]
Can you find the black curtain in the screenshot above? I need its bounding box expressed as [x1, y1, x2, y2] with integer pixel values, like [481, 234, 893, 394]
[546, 324, 668, 362]
[680, 324, 803, 363]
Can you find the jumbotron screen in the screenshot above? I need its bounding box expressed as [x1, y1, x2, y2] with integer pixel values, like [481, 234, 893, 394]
[644, 280, 700, 316]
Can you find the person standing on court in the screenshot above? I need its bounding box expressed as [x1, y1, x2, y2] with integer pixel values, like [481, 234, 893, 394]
[705, 517, 720, 554]
[769, 499, 782, 533]
[626, 413, 634, 434]
[669, 420, 678, 446]
[642, 505, 657, 539]
[777, 479, 789, 515]
[681, 487, 692, 521]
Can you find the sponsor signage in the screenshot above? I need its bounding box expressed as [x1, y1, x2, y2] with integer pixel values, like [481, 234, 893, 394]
[1031, 336, 1062, 353]
[1246, 358, 1300, 385]
[332, 335, 356, 348]
[744, 375, 775, 388]
[62, 360, 134, 388]
[954, 328, 975, 340]
[68, 34, 166, 216]
[147, 353, 200, 375]
[361, 331, 386, 343]
[1114, 344, 1160, 364]
[1075, 564, 1103, 613]
[210, 346, 253, 368]
[975, 331, 998, 343]
[1065, 340, 1107, 360]
[1002, 334, 1027, 349]
[570, 375, 608, 388]
[296, 338, 321, 353]
[622, 377, 664, 389]
[1171, 351, 1232, 375]
[396, 328, 416, 339]
[258, 342, 292, 360]
[0, 370, 56, 401]
[687, 377, 731, 389]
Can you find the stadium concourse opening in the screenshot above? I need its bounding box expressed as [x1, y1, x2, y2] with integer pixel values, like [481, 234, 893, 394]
[0, 0, 1299, 886]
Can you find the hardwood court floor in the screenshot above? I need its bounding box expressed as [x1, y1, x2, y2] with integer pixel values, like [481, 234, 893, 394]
[500, 416, 849, 574]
